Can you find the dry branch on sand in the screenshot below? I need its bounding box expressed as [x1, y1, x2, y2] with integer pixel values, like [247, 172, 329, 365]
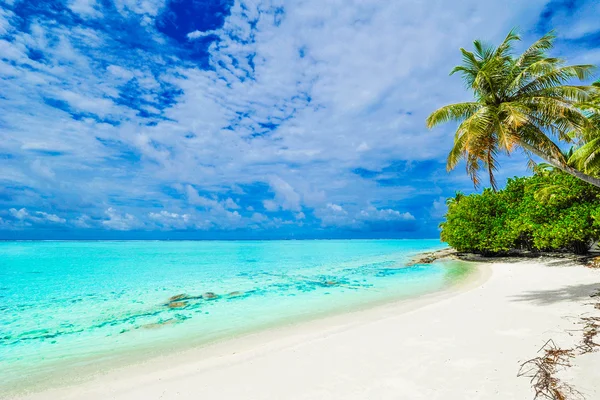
[578, 317, 600, 354]
[579, 290, 600, 353]
[586, 257, 600, 269]
[519, 286, 600, 400]
[518, 340, 582, 400]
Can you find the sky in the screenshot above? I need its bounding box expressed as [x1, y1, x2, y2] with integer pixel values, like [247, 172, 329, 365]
[0, 0, 599, 240]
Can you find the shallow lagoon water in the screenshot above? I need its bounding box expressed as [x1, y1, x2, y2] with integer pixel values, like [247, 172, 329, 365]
[0, 239, 471, 392]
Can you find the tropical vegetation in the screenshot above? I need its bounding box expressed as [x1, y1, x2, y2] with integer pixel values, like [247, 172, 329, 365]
[440, 171, 600, 255]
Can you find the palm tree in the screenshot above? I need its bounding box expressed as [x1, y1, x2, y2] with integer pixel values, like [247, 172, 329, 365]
[445, 191, 465, 206]
[568, 81, 600, 175]
[426, 30, 599, 190]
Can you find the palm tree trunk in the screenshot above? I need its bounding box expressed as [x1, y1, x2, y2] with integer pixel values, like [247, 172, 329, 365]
[519, 142, 600, 188]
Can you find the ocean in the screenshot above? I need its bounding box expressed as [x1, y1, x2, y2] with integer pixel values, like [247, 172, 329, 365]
[0, 239, 471, 394]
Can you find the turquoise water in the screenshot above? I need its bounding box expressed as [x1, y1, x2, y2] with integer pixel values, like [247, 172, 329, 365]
[0, 239, 468, 393]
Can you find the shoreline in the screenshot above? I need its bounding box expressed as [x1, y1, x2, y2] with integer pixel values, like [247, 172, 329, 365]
[9, 257, 600, 399]
[409, 246, 600, 266]
[5, 259, 484, 399]
[0, 260, 481, 398]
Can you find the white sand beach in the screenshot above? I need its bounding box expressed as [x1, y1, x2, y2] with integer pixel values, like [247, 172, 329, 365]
[13, 260, 600, 400]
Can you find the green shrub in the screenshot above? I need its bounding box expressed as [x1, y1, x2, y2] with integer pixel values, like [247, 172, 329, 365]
[441, 172, 600, 255]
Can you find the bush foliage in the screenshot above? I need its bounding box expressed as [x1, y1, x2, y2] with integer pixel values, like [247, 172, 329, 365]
[440, 172, 600, 255]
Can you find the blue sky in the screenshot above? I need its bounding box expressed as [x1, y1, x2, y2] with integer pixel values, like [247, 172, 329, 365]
[0, 0, 599, 239]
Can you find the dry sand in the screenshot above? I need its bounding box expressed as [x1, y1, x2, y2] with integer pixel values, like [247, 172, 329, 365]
[13, 260, 600, 400]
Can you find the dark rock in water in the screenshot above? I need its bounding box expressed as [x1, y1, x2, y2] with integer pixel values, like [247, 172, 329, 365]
[168, 301, 187, 308]
[167, 293, 204, 305]
[169, 294, 188, 302]
[202, 292, 219, 300]
[141, 319, 178, 329]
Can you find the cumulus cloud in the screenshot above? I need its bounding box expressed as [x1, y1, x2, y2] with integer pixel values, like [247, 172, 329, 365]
[73, 215, 92, 228]
[251, 212, 268, 223]
[537, 1, 600, 40]
[9, 208, 28, 220]
[262, 199, 279, 212]
[187, 29, 219, 40]
[317, 204, 415, 231]
[359, 207, 415, 222]
[186, 185, 220, 208]
[37, 212, 67, 224]
[222, 198, 240, 210]
[102, 208, 139, 231]
[327, 203, 345, 213]
[30, 159, 56, 179]
[266, 176, 302, 212]
[148, 210, 194, 230]
[430, 196, 448, 219]
[68, 0, 101, 17]
[7, 208, 66, 226]
[0, 0, 593, 238]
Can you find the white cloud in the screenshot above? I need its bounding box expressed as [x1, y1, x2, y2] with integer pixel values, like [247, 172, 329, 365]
[102, 207, 139, 230]
[267, 176, 302, 211]
[317, 204, 415, 229]
[7, 208, 66, 225]
[186, 185, 220, 208]
[149, 210, 187, 220]
[356, 142, 370, 152]
[36, 212, 66, 224]
[68, 0, 101, 17]
[430, 196, 447, 219]
[0, 0, 576, 235]
[9, 208, 28, 220]
[148, 210, 196, 230]
[222, 197, 240, 210]
[187, 29, 219, 40]
[0, 8, 13, 36]
[262, 199, 279, 212]
[251, 212, 268, 223]
[73, 215, 92, 228]
[106, 65, 135, 80]
[30, 159, 55, 179]
[359, 207, 415, 222]
[326, 203, 345, 213]
[541, 2, 600, 40]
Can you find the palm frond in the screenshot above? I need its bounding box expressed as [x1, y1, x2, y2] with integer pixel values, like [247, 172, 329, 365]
[494, 28, 520, 59]
[515, 31, 556, 69]
[446, 106, 494, 171]
[519, 124, 568, 165]
[570, 137, 600, 174]
[514, 65, 596, 96]
[426, 102, 481, 128]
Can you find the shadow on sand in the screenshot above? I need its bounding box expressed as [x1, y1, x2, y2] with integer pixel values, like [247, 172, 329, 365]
[511, 283, 600, 306]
